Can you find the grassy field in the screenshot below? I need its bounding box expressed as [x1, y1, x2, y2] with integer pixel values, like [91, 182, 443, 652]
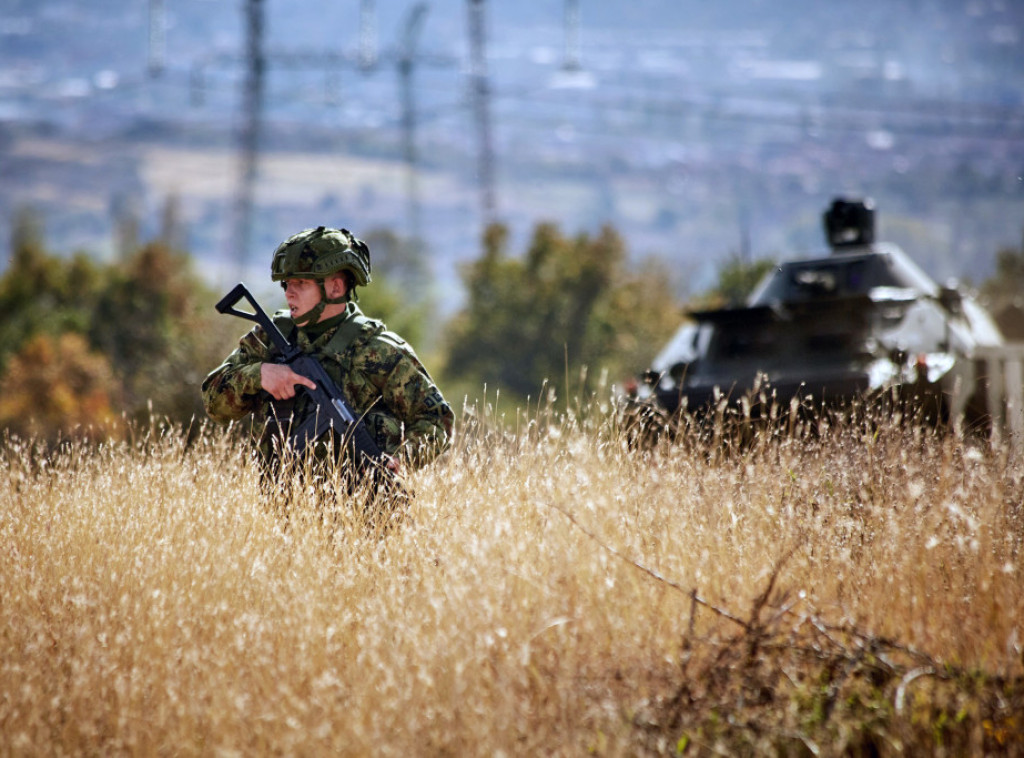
[2, 401, 1022, 756]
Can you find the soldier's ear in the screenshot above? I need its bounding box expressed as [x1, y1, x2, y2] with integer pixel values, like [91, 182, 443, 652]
[325, 273, 348, 299]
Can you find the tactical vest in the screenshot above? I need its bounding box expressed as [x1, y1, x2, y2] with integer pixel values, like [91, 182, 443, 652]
[271, 309, 382, 362]
[260, 309, 385, 451]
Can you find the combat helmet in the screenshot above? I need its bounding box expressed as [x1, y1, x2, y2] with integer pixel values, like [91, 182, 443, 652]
[270, 226, 371, 323]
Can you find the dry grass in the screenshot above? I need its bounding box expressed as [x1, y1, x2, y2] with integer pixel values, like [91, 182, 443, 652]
[1, 400, 1022, 756]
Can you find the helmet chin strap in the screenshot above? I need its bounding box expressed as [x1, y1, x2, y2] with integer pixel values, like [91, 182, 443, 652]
[291, 279, 349, 326]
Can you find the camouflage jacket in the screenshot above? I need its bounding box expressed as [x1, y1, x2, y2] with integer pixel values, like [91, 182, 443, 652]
[201, 303, 454, 468]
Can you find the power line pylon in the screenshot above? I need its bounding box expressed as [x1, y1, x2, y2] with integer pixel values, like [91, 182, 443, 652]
[232, 0, 265, 278]
[398, 3, 430, 244]
[563, 0, 581, 72]
[359, 0, 378, 71]
[467, 0, 496, 226]
[148, 0, 166, 77]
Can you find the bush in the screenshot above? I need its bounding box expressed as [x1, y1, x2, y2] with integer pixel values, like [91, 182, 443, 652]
[0, 212, 239, 439]
[0, 333, 119, 441]
[445, 221, 682, 402]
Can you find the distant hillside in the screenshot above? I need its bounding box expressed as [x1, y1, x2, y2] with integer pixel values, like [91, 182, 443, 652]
[2, 0, 1021, 299]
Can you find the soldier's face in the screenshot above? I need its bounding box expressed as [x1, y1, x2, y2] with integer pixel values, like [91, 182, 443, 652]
[282, 278, 321, 319]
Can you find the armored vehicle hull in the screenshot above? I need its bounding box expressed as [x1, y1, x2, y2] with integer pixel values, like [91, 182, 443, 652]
[632, 199, 1005, 429]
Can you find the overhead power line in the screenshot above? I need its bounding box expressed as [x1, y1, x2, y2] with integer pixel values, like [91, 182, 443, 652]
[192, 0, 456, 270]
[152, 0, 1022, 268]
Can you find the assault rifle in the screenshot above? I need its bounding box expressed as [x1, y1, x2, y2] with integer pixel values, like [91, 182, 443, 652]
[215, 283, 386, 468]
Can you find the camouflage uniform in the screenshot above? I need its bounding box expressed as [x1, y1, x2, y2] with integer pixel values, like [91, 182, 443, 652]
[201, 226, 454, 489]
[202, 303, 453, 470]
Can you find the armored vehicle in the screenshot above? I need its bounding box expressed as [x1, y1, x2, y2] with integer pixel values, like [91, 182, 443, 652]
[631, 198, 1005, 427]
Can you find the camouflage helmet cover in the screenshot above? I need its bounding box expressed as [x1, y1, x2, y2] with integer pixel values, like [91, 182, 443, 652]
[270, 226, 371, 287]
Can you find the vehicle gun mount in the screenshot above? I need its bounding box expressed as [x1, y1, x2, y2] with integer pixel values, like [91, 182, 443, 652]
[824, 197, 876, 250]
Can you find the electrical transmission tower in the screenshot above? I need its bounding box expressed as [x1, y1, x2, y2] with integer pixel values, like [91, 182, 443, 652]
[359, 0, 378, 70]
[148, 0, 166, 77]
[232, 0, 265, 277]
[467, 0, 497, 226]
[180, 0, 470, 269]
[398, 3, 430, 244]
[563, 0, 581, 72]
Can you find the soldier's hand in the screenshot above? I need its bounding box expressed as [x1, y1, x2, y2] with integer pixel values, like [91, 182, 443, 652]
[260, 363, 317, 400]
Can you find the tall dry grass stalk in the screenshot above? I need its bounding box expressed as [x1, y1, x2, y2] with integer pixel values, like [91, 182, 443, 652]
[1, 400, 1022, 756]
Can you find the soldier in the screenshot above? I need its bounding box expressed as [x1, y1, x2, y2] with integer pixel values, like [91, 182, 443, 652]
[202, 226, 454, 517]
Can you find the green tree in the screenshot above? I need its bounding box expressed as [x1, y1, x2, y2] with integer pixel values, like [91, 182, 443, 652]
[445, 222, 681, 401]
[981, 234, 1024, 340]
[0, 215, 240, 438]
[692, 254, 777, 310]
[0, 207, 105, 373]
[982, 239, 1024, 303]
[88, 241, 236, 423]
[356, 228, 436, 352]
